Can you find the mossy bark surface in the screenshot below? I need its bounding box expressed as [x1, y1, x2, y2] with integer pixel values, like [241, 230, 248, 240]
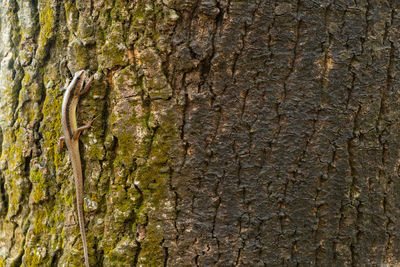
[0, 0, 400, 266]
[0, 0, 178, 266]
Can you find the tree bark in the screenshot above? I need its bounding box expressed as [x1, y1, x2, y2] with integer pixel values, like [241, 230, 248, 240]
[0, 0, 399, 266]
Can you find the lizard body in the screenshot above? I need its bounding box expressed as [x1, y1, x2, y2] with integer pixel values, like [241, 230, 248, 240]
[60, 70, 93, 267]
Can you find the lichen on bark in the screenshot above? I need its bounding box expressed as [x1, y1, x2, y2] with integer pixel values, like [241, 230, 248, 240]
[0, 0, 179, 265]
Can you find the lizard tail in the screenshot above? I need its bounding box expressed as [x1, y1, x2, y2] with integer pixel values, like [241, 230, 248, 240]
[74, 164, 89, 267]
[77, 193, 90, 267]
[70, 145, 90, 267]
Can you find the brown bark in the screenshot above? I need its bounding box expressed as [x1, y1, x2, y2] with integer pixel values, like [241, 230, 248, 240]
[169, 0, 400, 266]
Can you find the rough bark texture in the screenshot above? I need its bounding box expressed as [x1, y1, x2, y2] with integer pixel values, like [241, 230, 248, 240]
[0, 0, 399, 266]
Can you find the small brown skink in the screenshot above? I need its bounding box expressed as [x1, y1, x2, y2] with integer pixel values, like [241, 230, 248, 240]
[60, 70, 93, 267]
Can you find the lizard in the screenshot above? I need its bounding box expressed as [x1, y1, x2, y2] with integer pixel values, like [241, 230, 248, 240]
[60, 70, 93, 267]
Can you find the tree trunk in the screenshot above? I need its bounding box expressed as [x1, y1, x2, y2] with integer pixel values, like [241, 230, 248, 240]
[0, 0, 399, 266]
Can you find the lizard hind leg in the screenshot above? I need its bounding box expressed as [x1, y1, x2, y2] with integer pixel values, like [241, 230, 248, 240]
[72, 124, 92, 140]
[72, 115, 99, 140]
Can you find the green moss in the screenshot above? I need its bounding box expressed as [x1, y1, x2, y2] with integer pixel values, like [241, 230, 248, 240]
[36, 0, 56, 60]
[68, 39, 89, 70]
[23, 209, 50, 266]
[102, 87, 179, 264]
[86, 140, 105, 161]
[31, 169, 45, 203]
[100, 42, 127, 68]
[64, 2, 72, 22]
[110, 105, 140, 167]
[103, 235, 138, 266]
[64, 192, 73, 207]
[98, 21, 129, 68]
[40, 82, 63, 169]
[128, 107, 179, 265]
[19, 201, 64, 266]
[104, 35, 175, 267]
[2, 127, 28, 219]
[137, 222, 164, 266]
[64, 1, 78, 32]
